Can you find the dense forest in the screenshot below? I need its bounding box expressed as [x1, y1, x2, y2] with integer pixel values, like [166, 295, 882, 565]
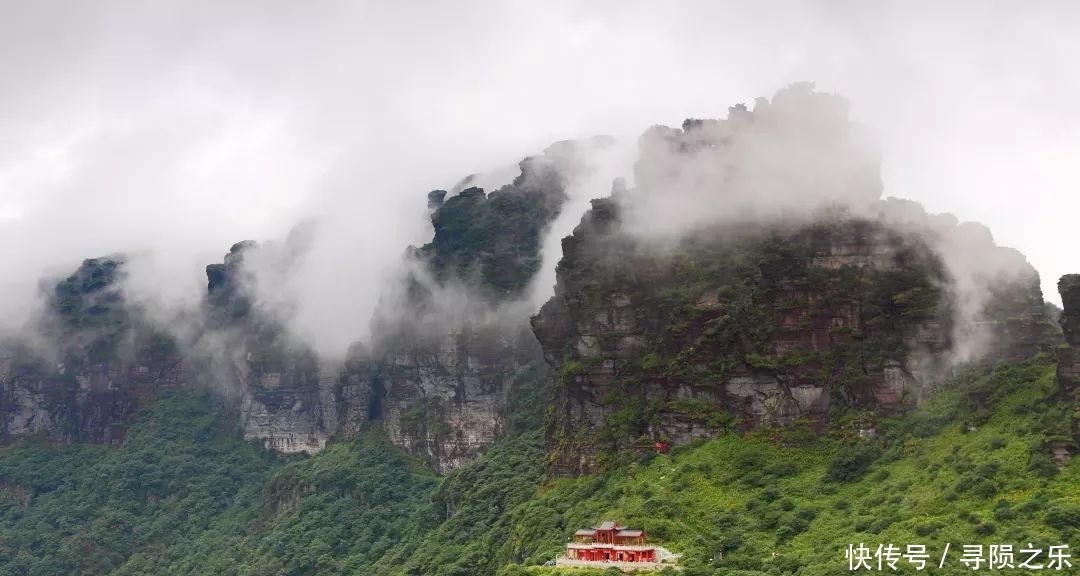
[3, 353, 1079, 575]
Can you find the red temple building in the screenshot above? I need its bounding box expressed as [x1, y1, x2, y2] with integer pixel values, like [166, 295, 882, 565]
[566, 520, 659, 563]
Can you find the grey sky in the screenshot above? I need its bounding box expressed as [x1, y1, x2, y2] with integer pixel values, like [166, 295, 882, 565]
[1, 1, 1077, 351]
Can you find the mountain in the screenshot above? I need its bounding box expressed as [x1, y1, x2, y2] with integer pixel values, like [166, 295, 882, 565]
[0, 85, 1075, 576]
[0, 256, 185, 445]
[532, 85, 1053, 475]
[0, 139, 599, 472]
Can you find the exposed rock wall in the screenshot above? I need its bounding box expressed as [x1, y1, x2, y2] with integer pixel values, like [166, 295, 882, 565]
[535, 204, 1051, 474]
[0, 351, 186, 445]
[0, 245, 338, 454]
[185, 139, 578, 465]
[0, 89, 1054, 481]
[337, 324, 543, 473]
[0, 258, 186, 444]
[1058, 275, 1080, 394]
[235, 353, 329, 454]
[532, 200, 962, 474]
[2, 142, 575, 472]
[200, 240, 336, 454]
[327, 139, 598, 471]
[532, 86, 1053, 475]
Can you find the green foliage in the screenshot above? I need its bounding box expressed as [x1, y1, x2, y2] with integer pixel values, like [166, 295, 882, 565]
[559, 358, 586, 378]
[50, 258, 124, 322]
[0, 390, 277, 575]
[507, 359, 551, 433]
[47, 257, 133, 365]
[421, 172, 565, 298]
[1, 356, 1077, 576]
[378, 432, 546, 575]
[825, 443, 881, 482]
[0, 388, 551, 576]
[500, 358, 1077, 575]
[547, 217, 952, 456]
[1045, 503, 1080, 532]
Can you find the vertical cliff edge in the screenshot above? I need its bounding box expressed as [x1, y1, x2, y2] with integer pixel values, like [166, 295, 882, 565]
[0, 86, 1059, 477]
[531, 86, 1054, 474]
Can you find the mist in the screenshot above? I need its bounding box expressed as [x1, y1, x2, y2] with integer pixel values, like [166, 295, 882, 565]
[620, 85, 882, 237]
[2, 0, 1078, 359]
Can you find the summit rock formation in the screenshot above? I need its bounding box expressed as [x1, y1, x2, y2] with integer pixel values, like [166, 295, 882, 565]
[0, 86, 1058, 477]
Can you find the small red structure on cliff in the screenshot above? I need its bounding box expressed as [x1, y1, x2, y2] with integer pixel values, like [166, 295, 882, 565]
[567, 520, 658, 563]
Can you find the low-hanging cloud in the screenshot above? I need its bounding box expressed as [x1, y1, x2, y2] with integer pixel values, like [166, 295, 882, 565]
[621, 84, 882, 237]
[598, 83, 1047, 366]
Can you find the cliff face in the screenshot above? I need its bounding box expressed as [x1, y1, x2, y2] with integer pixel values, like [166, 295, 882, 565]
[532, 203, 953, 473]
[0, 140, 580, 471]
[200, 240, 335, 454]
[531, 87, 1052, 475]
[338, 322, 545, 472]
[0, 88, 1055, 479]
[334, 141, 596, 471]
[1058, 275, 1080, 394]
[200, 142, 577, 468]
[0, 258, 185, 444]
[0, 248, 329, 452]
[534, 204, 1052, 474]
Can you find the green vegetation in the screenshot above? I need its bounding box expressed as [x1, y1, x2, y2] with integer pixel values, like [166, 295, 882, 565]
[50, 258, 124, 324]
[502, 356, 1076, 575]
[420, 170, 566, 299]
[0, 389, 542, 576]
[0, 390, 277, 575]
[0, 210, 1067, 576]
[46, 257, 132, 365]
[547, 216, 951, 457]
[3, 355, 1077, 575]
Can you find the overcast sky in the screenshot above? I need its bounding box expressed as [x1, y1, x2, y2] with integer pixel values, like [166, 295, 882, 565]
[1, 0, 1077, 347]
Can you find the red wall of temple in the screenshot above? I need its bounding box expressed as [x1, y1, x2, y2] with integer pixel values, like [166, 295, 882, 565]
[574, 547, 656, 563]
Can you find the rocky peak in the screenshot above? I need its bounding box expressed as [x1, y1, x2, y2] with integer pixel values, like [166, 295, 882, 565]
[427, 189, 448, 211]
[415, 153, 571, 301]
[534, 208, 962, 474]
[340, 141, 599, 471]
[197, 243, 331, 454]
[42, 257, 130, 362]
[205, 240, 259, 324]
[627, 83, 882, 235]
[0, 134, 591, 471]
[1059, 275, 1080, 338]
[531, 85, 1052, 475]
[1, 257, 185, 445]
[1057, 275, 1080, 394]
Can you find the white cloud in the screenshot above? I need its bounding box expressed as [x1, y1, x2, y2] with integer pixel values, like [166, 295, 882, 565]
[1, 0, 1077, 352]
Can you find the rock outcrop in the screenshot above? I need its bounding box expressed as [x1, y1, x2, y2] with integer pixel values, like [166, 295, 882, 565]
[0, 85, 1055, 480]
[533, 201, 957, 474]
[335, 141, 600, 471]
[199, 240, 335, 454]
[0, 135, 586, 472]
[0, 258, 185, 444]
[339, 322, 545, 472]
[532, 86, 1053, 475]
[1058, 275, 1080, 394]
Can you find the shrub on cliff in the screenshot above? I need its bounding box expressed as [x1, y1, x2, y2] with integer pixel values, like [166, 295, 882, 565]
[825, 443, 881, 482]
